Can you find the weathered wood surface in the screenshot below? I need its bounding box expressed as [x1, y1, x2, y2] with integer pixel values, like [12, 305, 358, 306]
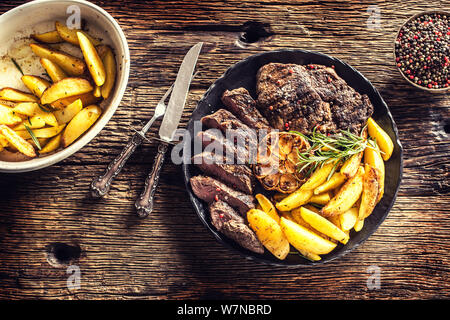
[0, 0, 449, 300]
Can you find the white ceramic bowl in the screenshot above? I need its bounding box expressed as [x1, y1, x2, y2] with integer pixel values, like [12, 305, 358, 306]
[0, 0, 130, 173]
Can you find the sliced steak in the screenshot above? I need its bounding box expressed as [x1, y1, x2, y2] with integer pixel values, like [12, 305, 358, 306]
[195, 130, 247, 164]
[209, 201, 264, 254]
[190, 175, 255, 215]
[192, 151, 256, 194]
[221, 87, 271, 131]
[256, 62, 373, 135]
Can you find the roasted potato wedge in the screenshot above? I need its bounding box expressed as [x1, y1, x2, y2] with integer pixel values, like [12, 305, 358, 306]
[321, 166, 365, 217]
[247, 209, 290, 260]
[0, 125, 36, 158]
[21, 75, 51, 98]
[13, 115, 46, 130]
[255, 194, 280, 222]
[30, 43, 86, 76]
[40, 58, 67, 83]
[61, 105, 101, 147]
[359, 164, 380, 219]
[31, 30, 63, 44]
[55, 21, 101, 46]
[299, 207, 349, 244]
[15, 125, 65, 139]
[93, 86, 101, 98]
[77, 32, 106, 86]
[12, 102, 58, 127]
[50, 92, 99, 110]
[364, 145, 385, 203]
[276, 188, 313, 212]
[40, 78, 93, 105]
[301, 161, 337, 190]
[314, 172, 346, 195]
[0, 104, 22, 126]
[98, 45, 116, 99]
[280, 217, 337, 255]
[54, 99, 83, 124]
[367, 117, 394, 161]
[0, 88, 38, 102]
[309, 192, 331, 205]
[354, 219, 364, 232]
[297, 249, 322, 262]
[40, 133, 62, 154]
[340, 152, 363, 179]
[339, 207, 358, 231]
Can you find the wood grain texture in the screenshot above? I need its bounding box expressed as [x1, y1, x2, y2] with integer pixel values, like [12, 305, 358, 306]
[0, 0, 449, 300]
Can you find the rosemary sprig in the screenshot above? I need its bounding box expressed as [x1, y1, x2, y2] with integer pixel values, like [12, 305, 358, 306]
[24, 124, 41, 151]
[290, 126, 370, 179]
[11, 58, 24, 75]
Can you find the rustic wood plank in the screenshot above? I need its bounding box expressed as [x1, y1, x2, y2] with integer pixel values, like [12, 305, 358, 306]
[0, 0, 449, 300]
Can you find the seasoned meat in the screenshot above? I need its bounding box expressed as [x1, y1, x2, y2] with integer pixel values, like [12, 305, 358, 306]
[192, 151, 256, 194]
[209, 201, 264, 254]
[195, 130, 247, 164]
[190, 175, 255, 215]
[221, 87, 271, 131]
[256, 63, 373, 135]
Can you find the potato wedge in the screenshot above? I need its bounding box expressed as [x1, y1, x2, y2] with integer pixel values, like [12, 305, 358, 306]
[280, 217, 337, 255]
[299, 207, 349, 244]
[40, 58, 67, 83]
[27, 137, 49, 150]
[255, 194, 279, 222]
[340, 152, 363, 179]
[0, 125, 36, 158]
[301, 161, 337, 190]
[21, 75, 51, 98]
[314, 172, 346, 195]
[77, 32, 106, 86]
[321, 166, 365, 217]
[359, 164, 379, 219]
[30, 43, 86, 76]
[50, 92, 99, 110]
[297, 249, 322, 262]
[54, 99, 83, 124]
[364, 145, 385, 203]
[12, 102, 58, 127]
[247, 209, 290, 260]
[0, 88, 38, 102]
[40, 133, 62, 154]
[13, 115, 46, 130]
[41, 78, 93, 105]
[15, 125, 65, 139]
[367, 117, 394, 161]
[339, 207, 358, 231]
[354, 219, 364, 232]
[31, 30, 63, 44]
[309, 192, 331, 205]
[99, 46, 116, 99]
[61, 105, 101, 147]
[55, 21, 101, 46]
[0, 135, 8, 147]
[0, 104, 22, 126]
[93, 86, 101, 98]
[276, 188, 313, 212]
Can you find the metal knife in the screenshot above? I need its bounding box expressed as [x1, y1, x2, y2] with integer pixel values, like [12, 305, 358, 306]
[135, 42, 203, 218]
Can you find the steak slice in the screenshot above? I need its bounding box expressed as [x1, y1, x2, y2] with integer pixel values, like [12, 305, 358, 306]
[196, 130, 247, 164]
[190, 175, 255, 215]
[209, 201, 264, 254]
[192, 151, 256, 194]
[221, 87, 271, 131]
[256, 62, 373, 135]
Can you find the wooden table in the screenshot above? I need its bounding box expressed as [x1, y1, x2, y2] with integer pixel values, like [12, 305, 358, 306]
[0, 0, 448, 300]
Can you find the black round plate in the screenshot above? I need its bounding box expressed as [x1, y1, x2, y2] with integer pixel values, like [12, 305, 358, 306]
[182, 49, 403, 266]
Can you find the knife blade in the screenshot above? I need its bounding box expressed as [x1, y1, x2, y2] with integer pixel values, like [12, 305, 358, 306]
[135, 42, 203, 218]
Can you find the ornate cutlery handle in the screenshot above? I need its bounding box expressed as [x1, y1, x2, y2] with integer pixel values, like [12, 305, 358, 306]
[91, 133, 145, 198]
[135, 141, 169, 218]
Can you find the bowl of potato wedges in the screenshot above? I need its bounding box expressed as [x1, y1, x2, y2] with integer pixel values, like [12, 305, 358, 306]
[0, 0, 130, 172]
[183, 50, 403, 266]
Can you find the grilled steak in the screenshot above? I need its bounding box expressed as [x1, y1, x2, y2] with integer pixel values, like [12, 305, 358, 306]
[196, 130, 247, 164]
[256, 62, 373, 135]
[190, 175, 255, 215]
[192, 151, 256, 194]
[209, 201, 264, 254]
[221, 87, 271, 131]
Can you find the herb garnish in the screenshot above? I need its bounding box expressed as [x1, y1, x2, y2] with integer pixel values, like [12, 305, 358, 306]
[11, 58, 24, 75]
[24, 124, 41, 151]
[38, 104, 55, 113]
[290, 127, 370, 179]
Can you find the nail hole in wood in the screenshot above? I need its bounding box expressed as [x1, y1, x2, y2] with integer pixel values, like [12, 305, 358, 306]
[46, 243, 81, 268]
[444, 123, 450, 134]
[238, 21, 274, 44]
